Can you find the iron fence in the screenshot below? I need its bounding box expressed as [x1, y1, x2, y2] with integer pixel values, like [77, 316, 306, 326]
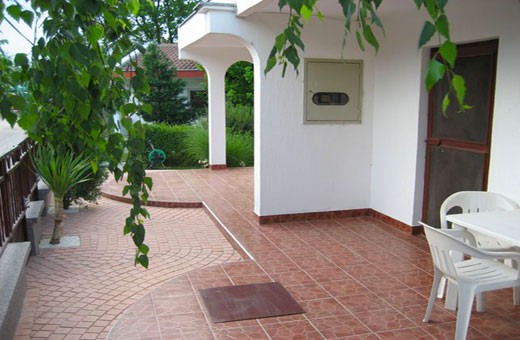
[0, 138, 37, 255]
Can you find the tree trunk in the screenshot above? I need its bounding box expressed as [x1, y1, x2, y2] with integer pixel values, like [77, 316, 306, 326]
[50, 198, 65, 244]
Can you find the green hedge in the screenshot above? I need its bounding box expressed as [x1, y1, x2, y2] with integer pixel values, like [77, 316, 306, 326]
[226, 104, 253, 134]
[144, 123, 197, 167]
[145, 122, 254, 169]
[182, 126, 254, 168]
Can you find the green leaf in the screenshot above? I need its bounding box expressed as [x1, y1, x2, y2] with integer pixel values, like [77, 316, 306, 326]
[369, 8, 385, 35]
[136, 254, 149, 268]
[418, 21, 436, 48]
[414, 0, 424, 9]
[265, 56, 277, 75]
[452, 74, 466, 106]
[274, 33, 286, 51]
[339, 0, 356, 31]
[77, 72, 91, 87]
[123, 223, 132, 235]
[132, 224, 145, 245]
[278, 0, 288, 9]
[424, 0, 438, 18]
[90, 160, 99, 174]
[87, 25, 104, 45]
[143, 177, 153, 190]
[285, 45, 300, 72]
[300, 4, 312, 21]
[138, 243, 149, 255]
[6, 4, 22, 20]
[0, 102, 17, 126]
[121, 117, 133, 131]
[426, 59, 445, 91]
[7, 94, 26, 110]
[14, 53, 29, 69]
[437, 0, 448, 10]
[142, 103, 152, 114]
[284, 27, 304, 50]
[316, 10, 323, 21]
[442, 93, 450, 113]
[127, 0, 140, 16]
[435, 14, 450, 39]
[439, 40, 457, 68]
[17, 110, 38, 130]
[20, 10, 34, 26]
[356, 30, 365, 51]
[122, 103, 136, 114]
[362, 25, 379, 52]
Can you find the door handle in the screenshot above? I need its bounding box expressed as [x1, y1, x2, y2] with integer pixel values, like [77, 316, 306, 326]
[426, 138, 441, 146]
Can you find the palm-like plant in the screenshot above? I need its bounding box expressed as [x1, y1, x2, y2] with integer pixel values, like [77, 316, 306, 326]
[31, 145, 92, 244]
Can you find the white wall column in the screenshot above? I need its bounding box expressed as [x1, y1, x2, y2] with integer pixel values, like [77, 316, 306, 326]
[206, 67, 227, 168]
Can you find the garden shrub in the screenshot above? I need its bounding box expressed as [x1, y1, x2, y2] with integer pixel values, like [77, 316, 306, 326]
[226, 104, 253, 135]
[145, 113, 254, 169]
[226, 131, 254, 167]
[182, 126, 209, 167]
[65, 166, 109, 208]
[182, 126, 253, 168]
[144, 123, 196, 167]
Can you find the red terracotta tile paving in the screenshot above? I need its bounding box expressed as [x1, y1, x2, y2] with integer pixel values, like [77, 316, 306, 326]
[14, 197, 242, 340]
[15, 168, 520, 339]
[285, 283, 331, 302]
[309, 315, 372, 338]
[262, 320, 323, 339]
[355, 308, 416, 333]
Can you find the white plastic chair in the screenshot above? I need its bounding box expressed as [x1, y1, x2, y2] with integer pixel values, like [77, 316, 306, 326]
[421, 223, 520, 340]
[437, 191, 520, 304]
[440, 191, 520, 248]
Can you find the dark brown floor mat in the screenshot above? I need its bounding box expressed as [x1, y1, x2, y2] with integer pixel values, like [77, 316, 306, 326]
[199, 282, 305, 323]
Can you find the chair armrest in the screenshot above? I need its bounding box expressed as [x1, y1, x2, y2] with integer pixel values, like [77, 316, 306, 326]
[436, 228, 477, 246]
[466, 248, 520, 264]
[480, 246, 520, 252]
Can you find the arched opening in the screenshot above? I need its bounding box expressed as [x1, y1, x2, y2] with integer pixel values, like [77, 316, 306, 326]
[224, 61, 254, 167]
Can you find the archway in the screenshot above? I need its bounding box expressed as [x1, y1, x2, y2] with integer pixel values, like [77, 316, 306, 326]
[224, 61, 254, 167]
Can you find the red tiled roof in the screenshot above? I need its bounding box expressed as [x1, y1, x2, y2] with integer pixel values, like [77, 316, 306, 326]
[124, 43, 200, 72]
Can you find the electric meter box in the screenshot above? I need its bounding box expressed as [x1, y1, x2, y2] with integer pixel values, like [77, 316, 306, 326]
[304, 59, 363, 123]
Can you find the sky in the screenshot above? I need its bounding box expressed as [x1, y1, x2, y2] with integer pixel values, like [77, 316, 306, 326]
[0, 2, 38, 57]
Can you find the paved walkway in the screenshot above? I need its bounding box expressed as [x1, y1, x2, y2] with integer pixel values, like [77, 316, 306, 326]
[15, 167, 520, 339]
[0, 120, 27, 156]
[14, 198, 242, 339]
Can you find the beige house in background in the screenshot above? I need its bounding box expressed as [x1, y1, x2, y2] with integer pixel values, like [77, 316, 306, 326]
[123, 43, 206, 107]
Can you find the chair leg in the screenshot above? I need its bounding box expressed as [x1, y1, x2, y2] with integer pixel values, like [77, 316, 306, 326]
[437, 276, 447, 298]
[445, 281, 458, 310]
[476, 292, 487, 312]
[512, 261, 520, 306]
[424, 269, 442, 323]
[514, 288, 520, 306]
[455, 285, 476, 340]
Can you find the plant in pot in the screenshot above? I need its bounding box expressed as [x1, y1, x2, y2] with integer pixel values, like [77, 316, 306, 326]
[31, 145, 92, 244]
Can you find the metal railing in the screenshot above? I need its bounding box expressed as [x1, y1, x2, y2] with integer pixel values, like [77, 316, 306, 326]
[0, 138, 37, 255]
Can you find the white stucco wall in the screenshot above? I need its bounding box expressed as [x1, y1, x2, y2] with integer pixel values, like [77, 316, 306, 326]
[180, 0, 520, 223]
[370, 0, 520, 225]
[369, 2, 429, 226]
[258, 16, 374, 216]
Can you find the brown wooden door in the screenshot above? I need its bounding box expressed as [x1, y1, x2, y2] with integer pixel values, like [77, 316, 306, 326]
[422, 40, 498, 227]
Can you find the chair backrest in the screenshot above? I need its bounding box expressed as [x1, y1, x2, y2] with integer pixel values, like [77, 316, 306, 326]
[422, 224, 475, 280]
[440, 191, 519, 229]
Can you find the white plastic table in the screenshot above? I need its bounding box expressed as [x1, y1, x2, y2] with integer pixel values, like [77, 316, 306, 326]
[446, 209, 520, 247]
[444, 209, 520, 310]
